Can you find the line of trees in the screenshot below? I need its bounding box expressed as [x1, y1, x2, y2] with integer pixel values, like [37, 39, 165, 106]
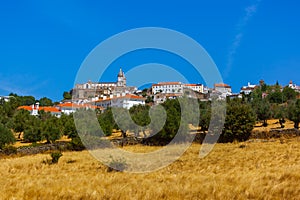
[244, 82, 300, 129]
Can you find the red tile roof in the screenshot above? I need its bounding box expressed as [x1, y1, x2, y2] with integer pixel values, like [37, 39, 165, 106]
[18, 106, 60, 113]
[214, 83, 231, 88]
[184, 84, 202, 86]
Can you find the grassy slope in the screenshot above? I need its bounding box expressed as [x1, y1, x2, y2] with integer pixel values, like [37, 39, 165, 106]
[2, 139, 300, 199]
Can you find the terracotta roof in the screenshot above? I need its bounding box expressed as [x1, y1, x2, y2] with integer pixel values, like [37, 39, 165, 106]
[41, 107, 60, 113]
[18, 106, 33, 111]
[184, 84, 202, 86]
[214, 83, 231, 88]
[18, 106, 60, 113]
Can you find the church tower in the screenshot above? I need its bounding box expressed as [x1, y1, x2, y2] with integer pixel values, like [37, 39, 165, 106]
[117, 68, 126, 87]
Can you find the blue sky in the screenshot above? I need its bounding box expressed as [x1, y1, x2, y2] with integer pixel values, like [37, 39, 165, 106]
[0, 0, 299, 101]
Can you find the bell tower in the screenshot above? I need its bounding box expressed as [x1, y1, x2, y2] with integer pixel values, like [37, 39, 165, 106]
[117, 68, 126, 87]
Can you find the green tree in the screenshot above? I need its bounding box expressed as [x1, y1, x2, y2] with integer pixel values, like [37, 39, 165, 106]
[282, 87, 297, 102]
[0, 123, 15, 149]
[59, 114, 77, 138]
[11, 109, 31, 139]
[98, 108, 115, 136]
[287, 99, 300, 129]
[130, 105, 151, 137]
[271, 104, 287, 128]
[39, 97, 53, 106]
[221, 100, 256, 142]
[113, 107, 133, 138]
[63, 91, 72, 100]
[23, 115, 42, 143]
[42, 116, 61, 143]
[199, 101, 211, 132]
[252, 99, 271, 127]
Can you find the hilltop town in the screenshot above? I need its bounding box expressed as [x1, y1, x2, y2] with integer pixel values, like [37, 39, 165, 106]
[1, 68, 299, 118]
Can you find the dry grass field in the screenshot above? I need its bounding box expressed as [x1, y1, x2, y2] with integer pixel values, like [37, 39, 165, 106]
[2, 138, 300, 199]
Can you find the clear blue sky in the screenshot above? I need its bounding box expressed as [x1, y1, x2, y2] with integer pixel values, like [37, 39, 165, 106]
[0, 0, 299, 101]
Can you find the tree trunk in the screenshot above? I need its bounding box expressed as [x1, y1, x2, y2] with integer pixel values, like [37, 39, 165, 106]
[121, 130, 127, 138]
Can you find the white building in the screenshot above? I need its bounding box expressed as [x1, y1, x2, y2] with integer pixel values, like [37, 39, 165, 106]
[240, 82, 258, 95]
[288, 81, 300, 92]
[56, 102, 98, 115]
[152, 82, 204, 94]
[152, 82, 182, 94]
[18, 103, 62, 118]
[0, 96, 11, 102]
[95, 94, 145, 109]
[183, 84, 204, 93]
[214, 83, 232, 94]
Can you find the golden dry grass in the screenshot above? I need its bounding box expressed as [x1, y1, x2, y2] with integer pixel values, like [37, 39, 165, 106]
[2, 139, 300, 199]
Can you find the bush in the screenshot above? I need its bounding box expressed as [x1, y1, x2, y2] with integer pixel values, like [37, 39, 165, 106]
[67, 137, 85, 151]
[220, 100, 256, 143]
[2, 145, 17, 155]
[107, 157, 127, 172]
[50, 151, 62, 164]
[0, 123, 15, 149]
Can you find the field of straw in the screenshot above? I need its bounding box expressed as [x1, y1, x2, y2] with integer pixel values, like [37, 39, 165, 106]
[2, 138, 300, 199]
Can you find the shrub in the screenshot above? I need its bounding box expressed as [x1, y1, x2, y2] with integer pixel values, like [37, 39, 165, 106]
[0, 123, 15, 149]
[220, 100, 256, 142]
[67, 137, 85, 151]
[107, 157, 127, 172]
[2, 145, 17, 155]
[51, 151, 62, 164]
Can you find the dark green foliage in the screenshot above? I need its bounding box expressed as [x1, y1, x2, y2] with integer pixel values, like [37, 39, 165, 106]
[68, 137, 85, 151]
[282, 87, 297, 101]
[199, 101, 211, 132]
[98, 108, 115, 136]
[74, 109, 102, 137]
[252, 98, 271, 126]
[23, 115, 42, 142]
[267, 91, 283, 104]
[60, 114, 77, 138]
[129, 105, 151, 137]
[11, 109, 31, 135]
[63, 91, 72, 100]
[287, 99, 300, 129]
[0, 123, 15, 149]
[112, 107, 132, 138]
[39, 97, 53, 106]
[51, 151, 62, 164]
[221, 99, 256, 142]
[42, 116, 61, 143]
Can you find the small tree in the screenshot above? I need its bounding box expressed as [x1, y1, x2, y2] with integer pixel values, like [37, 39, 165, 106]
[39, 97, 53, 106]
[23, 115, 42, 142]
[221, 100, 256, 142]
[252, 99, 271, 127]
[42, 116, 61, 143]
[0, 123, 15, 149]
[287, 99, 300, 129]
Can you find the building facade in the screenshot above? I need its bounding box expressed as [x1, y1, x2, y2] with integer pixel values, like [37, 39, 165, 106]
[152, 82, 204, 94]
[72, 68, 137, 100]
[95, 94, 145, 109]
